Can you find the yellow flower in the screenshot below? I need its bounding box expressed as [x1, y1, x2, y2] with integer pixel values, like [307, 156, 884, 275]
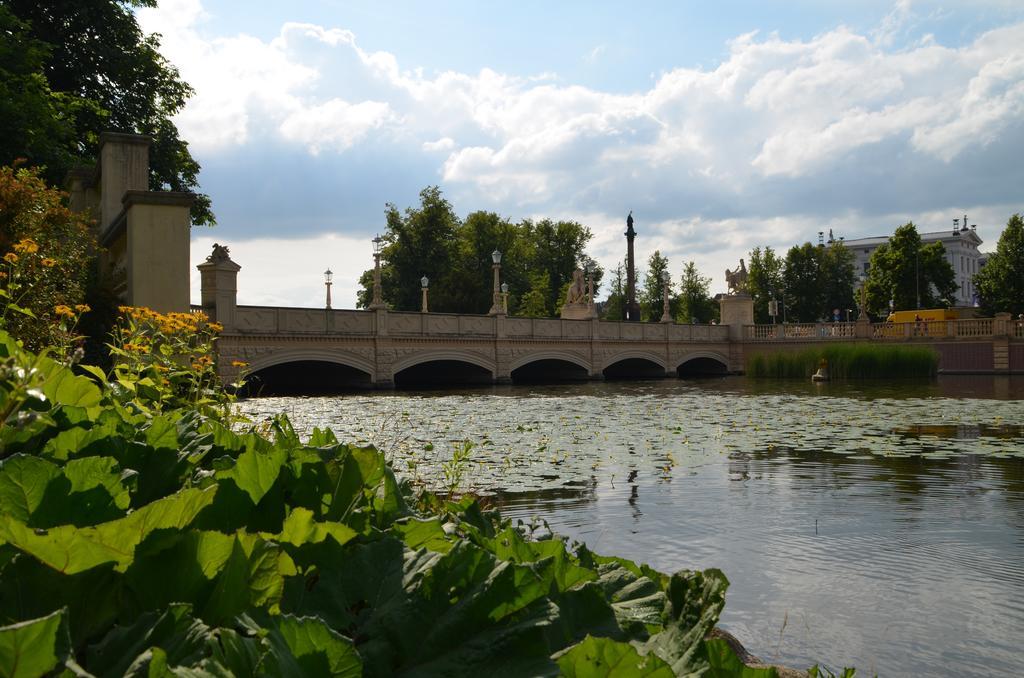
[3, 253, 18, 264]
[207, 322, 224, 333]
[54, 304, 74, 317]
[75, 304, 90, 313]
[12, 238, 38, 254]
[118, 305, 132, 314]
[41, 258, 57, 268]
[231, 360, 249, 368]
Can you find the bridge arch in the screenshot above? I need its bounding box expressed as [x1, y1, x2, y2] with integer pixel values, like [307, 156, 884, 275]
[509, 351, 592, 383]
[247, 348, 375, 376]
[675, 351, 730, 376]
[391, 350, 496, 386]
[244, 348, 375, 394]
[509, 351, 590, 373]
[602, 351, 669, 379]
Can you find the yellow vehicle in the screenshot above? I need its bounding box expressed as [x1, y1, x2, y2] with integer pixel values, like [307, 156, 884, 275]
[882, 308, 958, 337]
[885, 309, 958, 323]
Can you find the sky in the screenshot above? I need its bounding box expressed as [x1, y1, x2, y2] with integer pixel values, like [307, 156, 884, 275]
[134, 0, 1024, 309]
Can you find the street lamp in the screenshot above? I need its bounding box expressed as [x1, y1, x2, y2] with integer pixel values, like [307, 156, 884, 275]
[660, 270, 672, 323]
[768, 290, 778, 325]
[501, 282, 509, 314]
[370, 234, 386, 310]
[489, 250, 503, 315]
[420, 275, 429, 313]
[324, 269, 333, 309]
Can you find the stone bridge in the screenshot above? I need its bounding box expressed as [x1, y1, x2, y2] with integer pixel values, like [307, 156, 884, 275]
[197, 250, 1022, 391]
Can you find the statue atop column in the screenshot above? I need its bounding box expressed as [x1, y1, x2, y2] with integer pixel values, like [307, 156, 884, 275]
[724, 258, 749, 295]
[625, 212, 640, 321]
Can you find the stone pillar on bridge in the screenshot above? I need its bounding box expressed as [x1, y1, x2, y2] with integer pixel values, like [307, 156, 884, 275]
[719, 293, 754, 341]
[197, 244, 241, 331]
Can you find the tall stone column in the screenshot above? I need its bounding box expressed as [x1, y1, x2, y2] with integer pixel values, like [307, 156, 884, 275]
[197, 244, 241, 331]
[625, 212, 640, 321]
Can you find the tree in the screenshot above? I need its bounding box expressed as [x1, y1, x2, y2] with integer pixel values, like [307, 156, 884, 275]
[639, 251, 674, 322]
[0, 1, 213, 225]
[677, 261, 716, 323]
[0, 165, 94, 350]
[601, 262, 626, 321]
[974, 213, 1024, 316]
[820, 243, 857, 321]
[782, 243, 822, 322]
[746, 246, 785, 323]
[864, 222, 957, 316]
[357, 188, 600, 316]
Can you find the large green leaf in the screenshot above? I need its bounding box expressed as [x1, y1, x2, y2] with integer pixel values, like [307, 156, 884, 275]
[640, 569, 731, 675]
[704, 638, 777, 678]
[273, 508, 357, 549]
[0, 609, 69, 678]
[556, 635, 674, 677]
[85, 604, 210, 678]
[262, 615, 361, 678]
[37, 356, 102, 409]
[0, 455, 61, 522]
[0, 487, 217, 574]
[216, 446, 288, 505]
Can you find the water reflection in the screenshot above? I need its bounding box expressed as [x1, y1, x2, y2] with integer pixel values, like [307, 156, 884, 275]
[236, 376, 1024, 677]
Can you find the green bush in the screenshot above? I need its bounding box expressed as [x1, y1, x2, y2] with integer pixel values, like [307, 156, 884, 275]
[746, 343, 938, 379]
[0, 330, 779, 677]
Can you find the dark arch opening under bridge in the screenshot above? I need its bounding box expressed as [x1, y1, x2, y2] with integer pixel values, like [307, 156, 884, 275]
[511, 359, 590, 384]
[243, 360, 372, 395]
[393, 360, 493, 388]
[677, 356, 728, 377]
[604, 358, 666, 380]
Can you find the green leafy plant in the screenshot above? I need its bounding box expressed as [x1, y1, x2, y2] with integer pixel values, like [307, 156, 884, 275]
[0, 331, 797, 676]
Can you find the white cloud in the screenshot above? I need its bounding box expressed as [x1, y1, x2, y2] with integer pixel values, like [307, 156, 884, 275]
[143, 2, 1024, 307]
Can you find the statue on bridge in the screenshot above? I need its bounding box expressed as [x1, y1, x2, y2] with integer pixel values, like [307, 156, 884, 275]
[207, 243, 232, 263]
[565, 268, 587, 305]
[725, 259, 748, 295]
[560, 267, 595, 320]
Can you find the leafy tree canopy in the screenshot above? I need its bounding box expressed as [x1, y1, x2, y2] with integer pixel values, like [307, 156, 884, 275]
[677, 261, 717, 324]
[358, 187, 602, 316]
[639, 250, 675, 322]
[746, 247, 784, 324]
[780, 242, 856, 322]
[863, 222, 956, 317]
[0, 0, 213, 225]
[974, 213, 1024, 317]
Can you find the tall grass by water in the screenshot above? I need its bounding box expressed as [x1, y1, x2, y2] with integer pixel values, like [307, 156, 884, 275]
[746, 343, 939, 379]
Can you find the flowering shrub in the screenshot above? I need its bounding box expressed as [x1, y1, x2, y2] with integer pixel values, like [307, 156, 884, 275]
[0, 166, 94, 350]
[100, 305, 238, 417]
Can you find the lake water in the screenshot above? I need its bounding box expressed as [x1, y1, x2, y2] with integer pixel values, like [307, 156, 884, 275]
[237, 376, 1024, 677]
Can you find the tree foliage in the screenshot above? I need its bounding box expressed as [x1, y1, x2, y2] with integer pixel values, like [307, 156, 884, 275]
[0, 0, 213, 225]
[973, 214, 1024, 317]
[358, 187, 602, 316]
[746, 247, 784, 324]
[601, 261, 627, 321]
[863, 223, 956, 317]
[677, 261, 716, 324]
[780, 243, 856, 322]
[640, 251, 674, 322]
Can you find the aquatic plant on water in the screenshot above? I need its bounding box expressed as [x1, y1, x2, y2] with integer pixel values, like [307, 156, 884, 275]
[746, 343, 938, 379]
[0, 328, 801, 677]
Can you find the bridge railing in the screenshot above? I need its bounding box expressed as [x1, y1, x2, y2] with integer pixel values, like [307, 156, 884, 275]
[744, 318, 1010, 341]
[744, 322, 857, 340]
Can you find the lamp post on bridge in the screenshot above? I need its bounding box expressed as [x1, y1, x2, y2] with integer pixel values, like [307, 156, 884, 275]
[501, 282, 509, 315]
[420, 276, 429, 313]
[489, 249, 504, 316]
[324, 269, 333, 309]
[370, 234, 386, 310]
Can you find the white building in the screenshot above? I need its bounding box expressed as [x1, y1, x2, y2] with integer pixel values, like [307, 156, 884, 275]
[840, 223, 984, 307]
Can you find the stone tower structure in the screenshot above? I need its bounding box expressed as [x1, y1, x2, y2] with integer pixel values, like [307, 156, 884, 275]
[66, 132, 193, 312]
